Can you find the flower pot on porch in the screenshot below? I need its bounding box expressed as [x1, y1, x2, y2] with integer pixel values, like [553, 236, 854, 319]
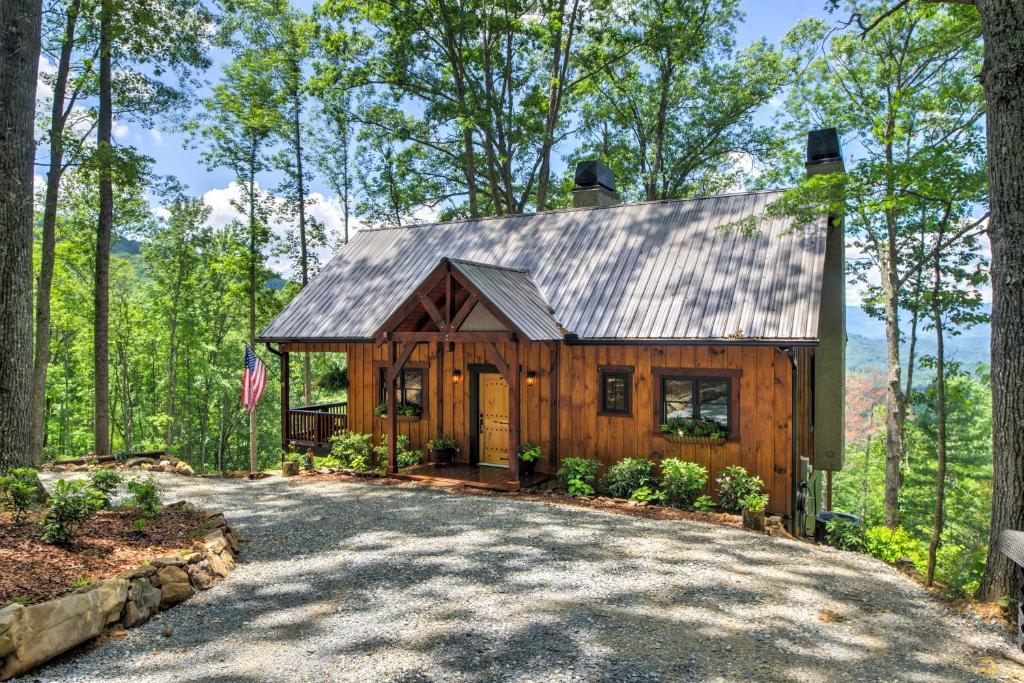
[518, 456, 538, 477]
[430, 448, 457, 467]
[742, 508, 766, 532]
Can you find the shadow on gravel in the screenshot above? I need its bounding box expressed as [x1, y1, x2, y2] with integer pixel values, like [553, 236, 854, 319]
[28, 474, 1013, 683]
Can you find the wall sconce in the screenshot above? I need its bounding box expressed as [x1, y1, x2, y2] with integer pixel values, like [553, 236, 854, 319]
[526, 371, 538, 386]
[451, 369, 463, 384]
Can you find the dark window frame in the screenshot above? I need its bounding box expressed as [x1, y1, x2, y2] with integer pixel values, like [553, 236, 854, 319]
[598, 365, 634, 416]
[374, 361, 429, 415]
[651, 367, 741, 441]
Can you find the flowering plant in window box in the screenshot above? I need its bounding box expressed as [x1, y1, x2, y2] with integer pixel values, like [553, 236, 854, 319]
[658, 417, 728, 445]
[374, 402, 423, 421]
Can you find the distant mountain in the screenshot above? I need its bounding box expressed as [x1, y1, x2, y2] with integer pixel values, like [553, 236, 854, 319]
[112, 238, 143, 255]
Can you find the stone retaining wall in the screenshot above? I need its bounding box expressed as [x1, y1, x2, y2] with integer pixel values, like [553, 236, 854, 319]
[0, 507, 240, 680]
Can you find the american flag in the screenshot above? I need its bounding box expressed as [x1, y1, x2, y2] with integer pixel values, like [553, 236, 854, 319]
[241, 346, 268, 414]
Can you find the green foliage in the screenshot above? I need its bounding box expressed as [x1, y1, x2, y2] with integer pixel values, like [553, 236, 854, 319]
[42, 479, 105, 545]
[864, 526, 924, 568]
[132, 517, 148, 532]
[715, 466, 764, 513]
[374, 402, 422, 417]
[658, 418, 728, 439]
[330, 431, 375, 468]
[558, 458, 601, 488]
[0, 469, 43, 523]
[659, 459, 708, 508]
[125, 476, 162, 517]
[375, 434, 422, 470]
[428, 436, 458, 451]
[601, 458, 656, 499]
[87, 469, 123, 507]
[70, 578, 93, 590]
[567, 479, 595, 497]
[693, 495, 717, 513]
[318, 361, 349, 392]
[629, 486, 665, 504]
[518, 443, 542, 463]
[825, 517, 866, 552]
[740, 492, 769, 513]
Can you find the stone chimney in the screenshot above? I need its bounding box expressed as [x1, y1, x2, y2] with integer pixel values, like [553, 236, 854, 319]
[572, 160, 618, 208]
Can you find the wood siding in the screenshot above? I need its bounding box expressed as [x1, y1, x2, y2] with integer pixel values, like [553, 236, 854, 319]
[283, 341, 797, 518]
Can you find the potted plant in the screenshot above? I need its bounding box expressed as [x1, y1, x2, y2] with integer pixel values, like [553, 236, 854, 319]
[518, 443, 542, 477]
[658, 417, 728, 445]
[428, 436, 459, 467]
[374, 402, 423, 422]
[740, 492, 769, 531]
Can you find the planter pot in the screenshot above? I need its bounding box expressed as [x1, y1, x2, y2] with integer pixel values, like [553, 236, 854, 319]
[662, 433, 726, 446]
[430, 448, 457, 467]
[742, 509, 766, 532]
[518, 456, 538, 477]
[282, 461, 300, 477]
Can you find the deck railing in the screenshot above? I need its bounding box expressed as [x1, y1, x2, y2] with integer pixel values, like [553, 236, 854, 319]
[286, 401, 348, 446]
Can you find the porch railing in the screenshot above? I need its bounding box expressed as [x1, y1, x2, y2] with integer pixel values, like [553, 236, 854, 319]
[286, 401, 348, 446]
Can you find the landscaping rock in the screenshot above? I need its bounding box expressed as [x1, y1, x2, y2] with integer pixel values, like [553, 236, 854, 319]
[174, 462, 195, 476]
[123, 457, 155, 468]
[205, 551, 230, 578]
[155, 567, 193, 609]
[0, 604, 23, 659]
[186, 561, 217, 590]
[122, 578, 161, 628]
[201, 529, 228, 555]
[116, 564, 157, 581]
[204, 512, 227, 528]
[223, 527, 241, 554]
[0, 578, 127, 680]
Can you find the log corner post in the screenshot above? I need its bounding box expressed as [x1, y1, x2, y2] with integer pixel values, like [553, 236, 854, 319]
[507, 343, 521, 490]
[387, 341, 398, 475]
[280, 350, 290, 450]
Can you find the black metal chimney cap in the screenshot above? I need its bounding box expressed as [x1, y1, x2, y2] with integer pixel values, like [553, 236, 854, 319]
[574, 160, 616, 192]
[807, 128, 841, 163]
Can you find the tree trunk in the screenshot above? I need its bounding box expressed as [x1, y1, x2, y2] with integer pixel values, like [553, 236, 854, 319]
[977, 0, 1024, 603]
[882, 266, 905, 528]
[0, 0, 41, 470]
[31, 0, 80, 466]
[926, 244, 947, 588]
[290, 81, 313, 406]
[93, 0, 113, 457]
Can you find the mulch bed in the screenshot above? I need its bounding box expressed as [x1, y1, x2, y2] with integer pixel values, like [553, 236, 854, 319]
[0, 506, 207, 607]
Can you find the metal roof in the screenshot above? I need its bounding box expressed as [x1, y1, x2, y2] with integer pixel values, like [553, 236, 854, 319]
[447, 259, 563, 340]
[259, 190, 828, 343]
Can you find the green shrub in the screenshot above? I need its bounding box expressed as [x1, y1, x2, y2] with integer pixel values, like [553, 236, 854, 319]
[0, 468, 44, 523]
[42, 479, 105, 545]
[658, 417, 728, 439]
[567, 479, 595, 497]
[864, 525, 924, 567]
[715, 465, 764, 513]
[693, 495, 717, 513]
[519, 443, 542, 463]
[318, 361, 348, 392]
[601, 458, 656, 498]
[558, 458, 601, 488]
[87, 469, 123, 507]
[825, 517, 866, 552]
[126, 476, 162, 517]
[629, 486, 665, 503]
[659, 459, 708, 508]
[936, 544, 986, 597]
[330, 431, 375, 468]
[374, 434, 422, 471]
[740, 492, 769, 513]
[132, 517, 148, 532]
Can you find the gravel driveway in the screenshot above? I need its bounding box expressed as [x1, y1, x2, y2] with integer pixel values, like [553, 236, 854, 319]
[22, 472, 1023, 682]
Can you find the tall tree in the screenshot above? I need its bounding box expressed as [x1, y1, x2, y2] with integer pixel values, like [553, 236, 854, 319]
[0, 0, 42, 470]
[94, 0, 114, 456]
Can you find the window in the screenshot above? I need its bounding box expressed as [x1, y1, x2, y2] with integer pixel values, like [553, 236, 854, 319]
[378, 367, 425, 409]
[599, 367, 632, 415]
[659, 375, 731, 429]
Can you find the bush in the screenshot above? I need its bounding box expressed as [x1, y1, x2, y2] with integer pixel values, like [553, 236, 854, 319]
[740, 492, 769, 513]
[629, 486, 665, 503]
[659, 459, 708, 508]
[42, 479, 105, 545]
[558, 458, 601, 488]
[601, 458, 656, 498]
[567, 479, 595, 497]
[864, 525, 924, 567]
[87, 469, 123, 507]
[0, 468, 44, 523]
[715, 465, 764, 513]
[330, 431, 375, 469]
[936, 544, 986, 597]
[825, 517, 866, 552]
[374, 434, 422, 471]
[693, 495, 717, 513]
[318, 361, 349, 392]
[126, 476, 162, 517]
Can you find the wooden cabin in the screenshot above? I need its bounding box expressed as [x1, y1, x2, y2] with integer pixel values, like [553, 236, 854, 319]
[258, 131, 847, 534]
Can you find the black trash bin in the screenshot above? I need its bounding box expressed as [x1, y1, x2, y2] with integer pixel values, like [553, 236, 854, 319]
[814, 511, 860, 544]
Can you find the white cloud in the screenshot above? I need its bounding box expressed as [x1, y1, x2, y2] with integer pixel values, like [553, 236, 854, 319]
[149, 128, 164, 144]
[112, 120, 130, 140]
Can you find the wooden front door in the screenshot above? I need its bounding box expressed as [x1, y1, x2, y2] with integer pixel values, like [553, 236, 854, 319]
[479, 372, 509, 466]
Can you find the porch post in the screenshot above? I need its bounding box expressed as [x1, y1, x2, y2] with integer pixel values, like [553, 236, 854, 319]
[507, 343, 521, 489]
[387, 341, 398, 474]
[280, 350, 290, 450]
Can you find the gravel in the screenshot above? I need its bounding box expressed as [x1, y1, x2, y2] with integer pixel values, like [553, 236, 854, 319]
[21, 472, 1024, 682]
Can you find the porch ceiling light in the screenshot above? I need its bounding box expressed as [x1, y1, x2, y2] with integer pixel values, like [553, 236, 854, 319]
[526, 371, 538, 386]
[451, 369, 464, 384]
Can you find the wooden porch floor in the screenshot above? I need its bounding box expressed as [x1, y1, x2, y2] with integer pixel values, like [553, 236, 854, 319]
[396, 463, 553, 491]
